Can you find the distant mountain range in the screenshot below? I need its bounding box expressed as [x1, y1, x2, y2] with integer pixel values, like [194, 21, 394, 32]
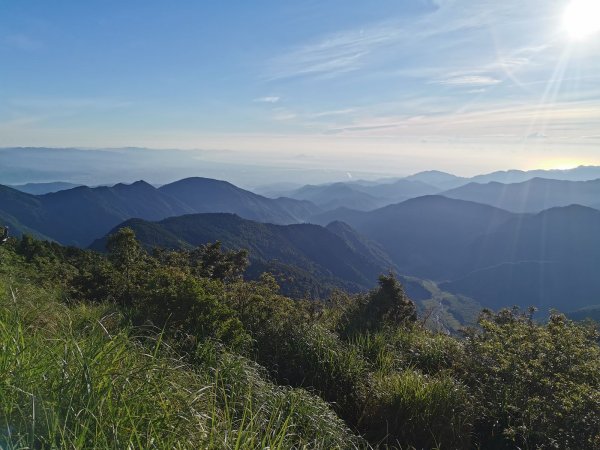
[0, 147, 392, 187]
[0, 178, 321, 246]
[311, 195, 600, 312]
[441, 177, 600, 212]
[311, 196, 514, 280]
[8, 182, 83, 195]
[3, 170, 600, 318]
[266, 167, 600, 212]
[280, 179, 440, 211]
[408, 165, 600, 188]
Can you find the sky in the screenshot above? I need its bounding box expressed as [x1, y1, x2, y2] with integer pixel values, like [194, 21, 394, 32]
[1, 0, 600, 177]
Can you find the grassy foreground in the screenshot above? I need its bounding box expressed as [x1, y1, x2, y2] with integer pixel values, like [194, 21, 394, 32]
[0, 280, 362, 449]
[1, 232, 599, 449]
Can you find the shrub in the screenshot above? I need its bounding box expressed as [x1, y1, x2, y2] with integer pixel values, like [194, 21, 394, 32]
[131, 266, 250, 352]
[339, 274, 417, 337]
[461, 308, 600, 449]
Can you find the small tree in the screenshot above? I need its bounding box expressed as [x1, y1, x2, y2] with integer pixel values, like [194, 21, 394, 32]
[341, 273, 417, 335]
[370, 273, 418, 326]
[106, 228, 146, 304]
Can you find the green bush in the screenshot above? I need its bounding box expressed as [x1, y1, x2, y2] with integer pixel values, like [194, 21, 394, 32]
[461, 308, 600, 449]
[131, 266, 250, 352]
[339, 274, 417, 337]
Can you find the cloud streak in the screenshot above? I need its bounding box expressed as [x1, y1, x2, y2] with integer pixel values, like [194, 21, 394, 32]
[265, 0, 530, 81]
[436, 75, 503, 86]
[323, 101, 600, 142]
[254, 96, 280, 103]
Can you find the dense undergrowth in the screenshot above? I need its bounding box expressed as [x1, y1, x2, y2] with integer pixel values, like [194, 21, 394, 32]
[0, 231, 599, 449]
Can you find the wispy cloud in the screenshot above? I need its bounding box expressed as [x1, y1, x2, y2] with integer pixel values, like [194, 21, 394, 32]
[1, 97, 133, 129]
[436, 75, 503, 86]
[264, 1, 519, 81]
[272, 111, 297, 121]
[322, 101, 600, 141]
[254, 96, 280, 103]
[307, 108, 356, 118]
[266, 30, 387, 80]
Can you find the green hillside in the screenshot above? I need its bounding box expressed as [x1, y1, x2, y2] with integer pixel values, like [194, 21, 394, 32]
[90, 213, 480, 331]
[1, 232, 598, 449]
[312, 196, 600, 313]
[90, 213, 394, 294]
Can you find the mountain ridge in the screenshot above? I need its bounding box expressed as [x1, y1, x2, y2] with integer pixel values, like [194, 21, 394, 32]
[0, 177, 321, 246]
[442, 177, 600, 212]
[90, 212, 394, 295]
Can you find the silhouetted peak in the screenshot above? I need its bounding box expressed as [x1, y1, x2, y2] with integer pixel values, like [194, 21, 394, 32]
[163, 177, 233, 188]
[112, 180, 155, 191]
[536, 204, 600, 218]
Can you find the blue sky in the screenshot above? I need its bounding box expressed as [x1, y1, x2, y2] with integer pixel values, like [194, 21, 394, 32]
[1, 0, 599, 175]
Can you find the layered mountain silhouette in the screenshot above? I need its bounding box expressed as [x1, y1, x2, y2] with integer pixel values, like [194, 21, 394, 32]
[311, 195, 514, 280]
[4, 170, 600, 315]
[279, 179, 440, 211]
[8, 182, 83, 195]
[402, 170, 467, 190]
[90, 213, 395, 294]
[442, 177, 600, 212]
[284, 183, 383, 211]
[270, 167, 600, 212]
[311, 196, 600, 311]
[407, 166, 600, 187]
[91, 212, 482, 329]
[441, 205, 600, 310]
[160, 178, 319, 223]
[0, 177, 321, 246]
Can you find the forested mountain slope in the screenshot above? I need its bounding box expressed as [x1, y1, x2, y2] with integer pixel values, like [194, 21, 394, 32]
[91, 213, 394, 294]
[0, 181, 192, 246]
[159, 177, 321, 223]
[441, 205, 600, 310]
[311, 196, 600, 311]
[0, 178, 321, 246]
[311, 195, 514, 279]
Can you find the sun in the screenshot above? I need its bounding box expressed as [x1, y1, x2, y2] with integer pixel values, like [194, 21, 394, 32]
[540, 159, 586, 170]
[563, 0, 600, 40]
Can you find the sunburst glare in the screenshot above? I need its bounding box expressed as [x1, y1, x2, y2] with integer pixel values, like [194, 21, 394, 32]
[563, 0, 600, 40]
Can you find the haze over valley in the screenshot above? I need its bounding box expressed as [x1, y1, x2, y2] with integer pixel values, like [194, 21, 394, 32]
[3, 150, 600, 323]
[2, 1, 600, 448]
